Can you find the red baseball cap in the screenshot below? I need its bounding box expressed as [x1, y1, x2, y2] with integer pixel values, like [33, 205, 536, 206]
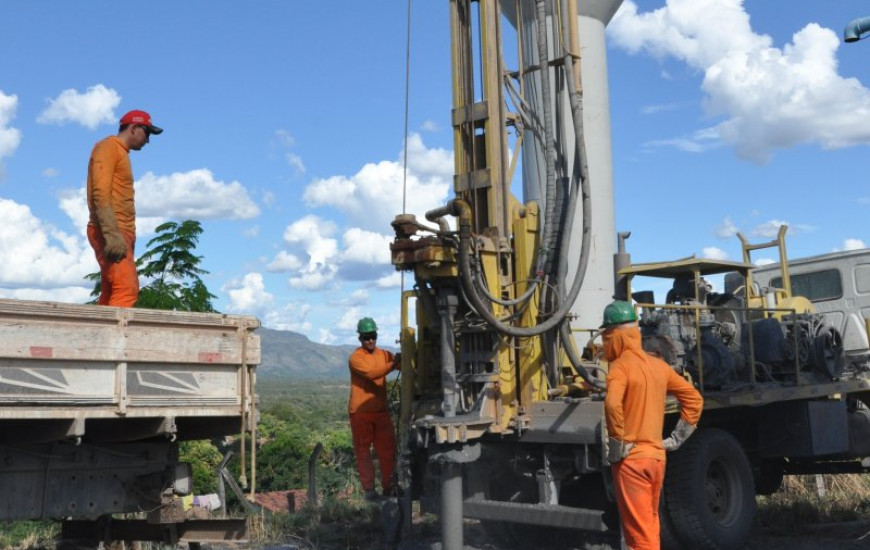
[119, 110, 163, 134]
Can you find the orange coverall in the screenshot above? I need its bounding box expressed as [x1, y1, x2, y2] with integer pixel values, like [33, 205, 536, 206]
[604, 325, 703, 550]
[86, 136, 138, 307]
[348, 347, 397, 494]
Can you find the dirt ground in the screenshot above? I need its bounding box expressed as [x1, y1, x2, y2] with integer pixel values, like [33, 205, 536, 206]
[390, 519, 870, 550]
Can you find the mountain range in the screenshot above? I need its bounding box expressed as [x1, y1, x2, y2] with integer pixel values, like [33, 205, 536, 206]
[257, 327, 395, 380]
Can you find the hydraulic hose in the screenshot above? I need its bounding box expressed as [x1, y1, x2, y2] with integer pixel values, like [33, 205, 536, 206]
[442, 199, 584, 338]
[534, 0, 559, 278]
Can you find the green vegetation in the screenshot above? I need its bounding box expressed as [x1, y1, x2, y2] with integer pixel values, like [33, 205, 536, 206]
[86, 219, 216, 311]
[0, 522, 57, 550]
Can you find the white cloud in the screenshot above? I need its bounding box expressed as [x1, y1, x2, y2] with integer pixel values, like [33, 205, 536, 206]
[289, 268, 337, 291]
[318, 328, 338, 345]
[749, 219, 812, 238]
[840, 239, 866, 251]
[36, 84, 120, 129]
[715, 216, 738, 239]
[0, 198, 94, 291]
[0, 286, 92, 303]
[375, 271, 403, 288]
[610, 0, 870, 162]
[337, 307, 364, 332]
[266, 250, 303, 272]
[42, 168, 60, 178]
[341, 228, 392, 265]
[136, 169, 260, 220]
[223, 272, 274, 312]
[57, 188, 90, 236]
[753, 258, 776, 267]
[641, 103, 680, 115]
[274, 135, 451, 292]
[260, 301, 312, 333]
[302, 133, 451, 232]
[278, 215, 340, 290]
[421, 120, 439, 132]
[702, 246, 728, 260]
[272, 129, 305, 176]
[0, 91, 22, 160]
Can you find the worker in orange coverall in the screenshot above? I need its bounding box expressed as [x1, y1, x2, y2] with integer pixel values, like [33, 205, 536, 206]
[602, 300, 704, 550]
[86, 110, 162, 307]
[348, 317, 401, 501]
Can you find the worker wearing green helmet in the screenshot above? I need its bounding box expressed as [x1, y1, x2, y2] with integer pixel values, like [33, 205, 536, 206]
[348, 317, 401, 501]
[601, 300, 703, 550]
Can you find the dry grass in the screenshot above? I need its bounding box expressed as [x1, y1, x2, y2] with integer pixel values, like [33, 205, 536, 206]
[247, 493, 390, 550]
[757, 474, 870, 534]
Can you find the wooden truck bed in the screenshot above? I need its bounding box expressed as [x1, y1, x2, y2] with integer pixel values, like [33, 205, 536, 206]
[0, 298, 260, 443]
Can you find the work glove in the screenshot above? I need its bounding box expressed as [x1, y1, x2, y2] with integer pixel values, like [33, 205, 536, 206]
[662, 418, 697, 452]
[606, 437, 634, 465]
[95, 207, 127, 262]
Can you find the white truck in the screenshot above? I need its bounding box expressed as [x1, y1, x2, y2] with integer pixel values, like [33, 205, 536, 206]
[0, 298, 260, 545]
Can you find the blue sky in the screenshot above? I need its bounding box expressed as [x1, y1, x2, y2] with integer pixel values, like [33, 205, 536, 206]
[0, 1, 868, 346]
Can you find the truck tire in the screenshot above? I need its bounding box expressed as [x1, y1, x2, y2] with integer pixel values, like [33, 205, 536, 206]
[665, 429, 755, 550]
[659, 494, 686, 550]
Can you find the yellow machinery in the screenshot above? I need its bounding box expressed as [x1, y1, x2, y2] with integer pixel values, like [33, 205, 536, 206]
[390, 2, 868, 550]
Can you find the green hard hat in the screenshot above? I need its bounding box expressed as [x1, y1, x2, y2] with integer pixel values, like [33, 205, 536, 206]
[357, 317, 378, 334]
[601, 300, 637, 328]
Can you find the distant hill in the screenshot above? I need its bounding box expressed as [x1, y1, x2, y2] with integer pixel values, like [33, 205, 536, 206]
[257, 328, 357, 380]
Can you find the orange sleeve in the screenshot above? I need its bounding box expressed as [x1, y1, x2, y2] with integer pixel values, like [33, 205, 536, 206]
[87, 137, 135, 232]
[89, 140, 117, 212]
[667, 369, 704, 425]
[348, 348, 394, 413]
[604, 364, 628, 439]
[350, 349, 395, 381]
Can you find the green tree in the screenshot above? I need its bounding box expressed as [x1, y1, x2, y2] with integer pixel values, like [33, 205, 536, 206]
[86, 220, 217, 312]
[180, 439, 224, 494]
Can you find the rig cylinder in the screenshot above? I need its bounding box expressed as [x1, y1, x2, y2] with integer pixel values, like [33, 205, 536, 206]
[502, 0, 624, 344]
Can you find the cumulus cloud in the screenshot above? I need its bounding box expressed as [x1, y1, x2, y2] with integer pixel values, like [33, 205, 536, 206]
[278, 215, 340, 290]
[261, 301, 313, 333]
[223, 272, 274, 312]
[0, 91, 22, 161]
[838, 238, 866, 251]
[341, 228, 392, 265]
[266, 251, 303, 272]
[302, 133, 451, 232]
[0, 286, 92, 303]
[610, 0, 870, 162]
[136, 169, 260, 220]
[0, 198, 94, 292]
[375, 271, 403, 288]
[702, 246, 728, 260]
[270, 135, 452, 291]
[36, 84, 120, 129]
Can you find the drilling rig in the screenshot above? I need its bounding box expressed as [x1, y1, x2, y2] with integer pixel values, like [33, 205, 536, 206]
[390, 2, 870, 549]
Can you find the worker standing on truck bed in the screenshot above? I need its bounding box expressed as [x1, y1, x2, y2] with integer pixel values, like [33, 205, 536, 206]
[348, 317, 400, 501]
[86, 110, 162, 307]
[602, 300, 703, 550]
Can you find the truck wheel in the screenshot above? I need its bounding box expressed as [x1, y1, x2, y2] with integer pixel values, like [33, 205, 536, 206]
[665, 429, 755, 550]
[659, 494, 686, 550]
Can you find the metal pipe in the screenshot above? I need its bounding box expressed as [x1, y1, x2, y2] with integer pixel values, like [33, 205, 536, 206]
[438, 290, 460, 418]
[845, 16, 870, 42]
[440, 462, 464, 550]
